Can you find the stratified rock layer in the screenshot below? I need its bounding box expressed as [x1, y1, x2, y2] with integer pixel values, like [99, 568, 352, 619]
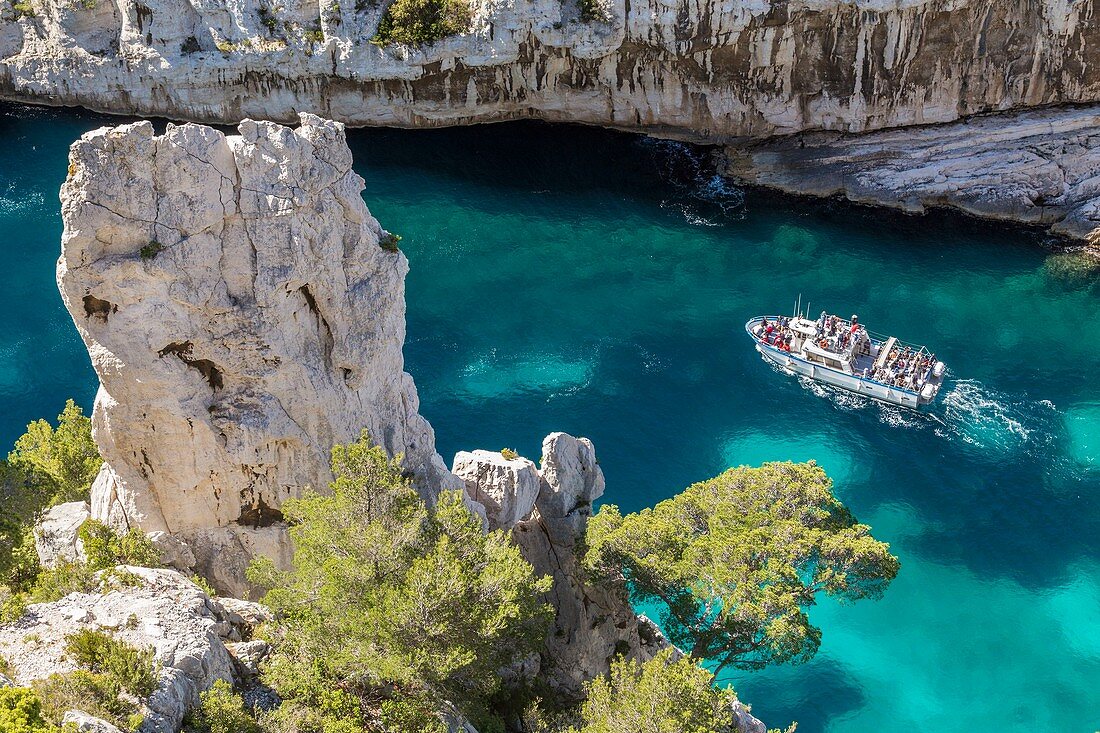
[58, 114, 461, 596]
[723, 105, 1100, 240]
[2, 0, 1098, 142]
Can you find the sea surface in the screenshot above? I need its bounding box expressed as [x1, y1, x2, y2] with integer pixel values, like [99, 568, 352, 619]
[2, 102, 1099, 732]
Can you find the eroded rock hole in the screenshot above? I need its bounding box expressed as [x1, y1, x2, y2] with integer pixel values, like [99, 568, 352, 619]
[236, 496, 284, 528]
[158, 340, 224, 391]
[83, 294, 116, 322]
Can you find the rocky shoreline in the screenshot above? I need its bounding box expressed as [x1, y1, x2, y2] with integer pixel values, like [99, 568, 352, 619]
[722, 104, 1100, 244]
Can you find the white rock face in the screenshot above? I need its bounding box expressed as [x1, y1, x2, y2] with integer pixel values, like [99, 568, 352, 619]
[456, 433, 691, 706]
[58, 114, 462, 597]
[1, 0, 1098, 144]
[0, 567, 258, 733]
[33, 500, 90, 568]
[452, 450, 540, 530]
[63, 711, 125, 733]
[723, 105, 1100, 242]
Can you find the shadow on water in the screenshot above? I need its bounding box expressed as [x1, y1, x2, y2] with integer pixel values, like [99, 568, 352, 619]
[724, 658, 867, 733]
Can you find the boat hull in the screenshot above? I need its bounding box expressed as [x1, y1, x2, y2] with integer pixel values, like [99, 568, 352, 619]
[747, 317, 938, 409]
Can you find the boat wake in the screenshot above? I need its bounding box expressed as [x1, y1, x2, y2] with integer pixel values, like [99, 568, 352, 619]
[769, 357, 1071, 468]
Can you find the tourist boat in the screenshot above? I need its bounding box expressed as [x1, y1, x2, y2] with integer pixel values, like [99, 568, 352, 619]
[745, 308, 946, 409]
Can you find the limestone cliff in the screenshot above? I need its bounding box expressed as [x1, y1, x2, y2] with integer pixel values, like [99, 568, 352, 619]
[723, 105, 1100, 241]
[58, 113, 461, 597]
[2, 0, 1098, 142]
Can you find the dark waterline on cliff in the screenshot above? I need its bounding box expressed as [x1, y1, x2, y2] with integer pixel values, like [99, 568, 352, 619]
[1, 102, 1098, 733]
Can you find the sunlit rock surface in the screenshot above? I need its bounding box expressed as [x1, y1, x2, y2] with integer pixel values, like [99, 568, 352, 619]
[0, 567, 261, 733]
[1, 0, 1098, 142]
[723, 105, 1100, 241]
[57, 114, 461, 597]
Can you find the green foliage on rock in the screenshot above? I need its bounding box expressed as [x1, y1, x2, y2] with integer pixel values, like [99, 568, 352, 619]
[585, 461, 899, 677]
[33, 669, 142, 731]
[0, 687, 64, 733]
[572, 649, 739, 733]
[139, 241, 164, 260]
[378, 231, 401, 253]
[30, 631, 155, 731]
[78, 520, 162, 571]
[372, 0, 471, 46]
[63, 629, 157, 698]
[575, 0, 605, 22]
[249, 430, 552, 731]
[22, 561, 100, 605]
[8, 399, 100, 506]
[184, 679, 260, 733]
[1, 400, 99, 596]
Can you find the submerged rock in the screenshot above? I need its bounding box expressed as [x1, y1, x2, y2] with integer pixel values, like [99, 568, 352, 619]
[58, 115, 462, 597]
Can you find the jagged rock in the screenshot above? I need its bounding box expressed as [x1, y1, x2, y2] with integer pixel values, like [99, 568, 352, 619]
[225, 639, 270, 677]
[212, 597, 272, 631]
[723, 105, 1100, 241]
[0, 673, 12, 688]
[0, 567, 235, 733]
[1, 0, 1099, 152]
[147, 531, 196, 573]
[33, 501, 90, 568]
[452, 450, 540, 530]
[731, 702, 767, 733]
[451, 434, 644, 700]
[536, 432, 604, 537]
[62, 710, 125, 733]
[58, 115, 462, 597]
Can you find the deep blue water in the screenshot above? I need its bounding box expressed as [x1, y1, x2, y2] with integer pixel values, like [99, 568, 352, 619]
[2, 102, 1099, 732]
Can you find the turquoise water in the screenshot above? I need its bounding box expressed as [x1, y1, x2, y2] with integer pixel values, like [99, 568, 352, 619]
[2, 102, 1099, 732]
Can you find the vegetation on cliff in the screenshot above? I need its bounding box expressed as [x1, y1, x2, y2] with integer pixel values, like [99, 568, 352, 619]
[585, 461, 900, 679]
[0, 400, 99, 596]
[0, 408, 896, 733]
[248, 431, 553, 732]
[372, 0, 472, 46]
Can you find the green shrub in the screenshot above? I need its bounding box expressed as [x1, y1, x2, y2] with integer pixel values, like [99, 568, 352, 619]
[10, 1, 34, 17]
[25, 561, 99, 604]
[77, 519, 162, 571]
[257, 4, 279, 33]
[378, 232, 402, 252]
[574, 649, 743, 733]
[0, 588, 28, 624]
[499, 448, 519, 461]
[7, 399, 99, 507]
[139, 241, 164, 260]
[184, 679, 260, 733]
[303, 22, 324, 44]
[189, 574, 217, 597]
[33, 670, 137, 730]
[250, 431, 551, 728]
[576, 0, 605, 21]
[0, 687, 62, 733]
[371, 0, 471, 46]
[63, 629, 157, 698]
